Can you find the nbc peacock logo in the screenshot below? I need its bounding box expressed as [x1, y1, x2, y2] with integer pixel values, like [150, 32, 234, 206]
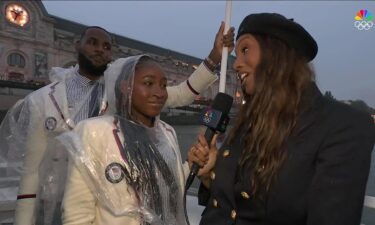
[354, 9, 373, 31]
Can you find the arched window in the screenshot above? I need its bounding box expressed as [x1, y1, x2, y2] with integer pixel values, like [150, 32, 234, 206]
[8, 53, 25, 68]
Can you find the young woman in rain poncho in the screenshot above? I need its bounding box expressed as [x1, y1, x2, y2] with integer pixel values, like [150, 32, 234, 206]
[59, 55, 190, 225]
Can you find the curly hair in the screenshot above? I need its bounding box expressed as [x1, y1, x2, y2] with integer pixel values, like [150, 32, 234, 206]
[228, 34, 315, 195]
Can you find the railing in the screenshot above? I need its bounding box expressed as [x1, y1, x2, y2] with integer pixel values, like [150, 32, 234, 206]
[362, 195, 375, 225]
[365, 195, 375, 208]
[0, 80, 45, 90]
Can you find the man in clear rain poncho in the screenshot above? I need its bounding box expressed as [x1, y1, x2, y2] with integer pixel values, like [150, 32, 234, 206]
[0, 24, 234, 225]
[59, 55, 192, 225]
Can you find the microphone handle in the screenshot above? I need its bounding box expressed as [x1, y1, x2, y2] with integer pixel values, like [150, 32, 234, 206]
[204, 127, 216, 145]
[185, 128, 215, 190]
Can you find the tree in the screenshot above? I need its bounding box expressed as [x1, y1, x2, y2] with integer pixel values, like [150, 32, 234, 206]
[323, 91, 336, 101]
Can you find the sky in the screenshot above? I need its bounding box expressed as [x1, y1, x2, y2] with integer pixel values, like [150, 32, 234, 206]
[42, 1, 375, 107]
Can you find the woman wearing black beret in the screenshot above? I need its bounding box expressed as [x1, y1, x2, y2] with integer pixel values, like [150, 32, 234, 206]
[188, 12, 375, 225]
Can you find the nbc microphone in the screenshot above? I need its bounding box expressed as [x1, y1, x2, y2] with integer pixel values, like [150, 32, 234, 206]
[185, 92, 233, 190]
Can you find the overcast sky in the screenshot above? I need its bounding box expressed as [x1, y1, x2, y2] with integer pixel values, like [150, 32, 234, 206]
[42, 1, 375, 107]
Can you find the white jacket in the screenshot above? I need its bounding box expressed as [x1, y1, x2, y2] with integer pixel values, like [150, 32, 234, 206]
[62, 116, 189, 225]
[11, 62, 216, 225]
[14, 78, 74, 225]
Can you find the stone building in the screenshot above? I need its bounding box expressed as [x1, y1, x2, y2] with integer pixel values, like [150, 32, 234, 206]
[0, 0, 241, 112]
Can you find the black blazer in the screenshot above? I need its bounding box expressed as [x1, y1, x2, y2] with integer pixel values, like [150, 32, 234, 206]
[198, 83, 375, 225]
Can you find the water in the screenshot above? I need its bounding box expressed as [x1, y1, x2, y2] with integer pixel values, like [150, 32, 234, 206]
[173, 125, 205, 225]
[173, 125, 206, 195]
[172, 125, 375, 225]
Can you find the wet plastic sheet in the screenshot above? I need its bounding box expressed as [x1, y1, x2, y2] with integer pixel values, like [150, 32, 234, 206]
[58, 116, 187, 225]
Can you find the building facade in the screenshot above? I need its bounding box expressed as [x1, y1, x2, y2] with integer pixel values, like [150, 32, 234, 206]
[0, 0, 241, 109]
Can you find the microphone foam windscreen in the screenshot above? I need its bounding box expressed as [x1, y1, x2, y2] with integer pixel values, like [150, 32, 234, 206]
[211, 92, 233, 115]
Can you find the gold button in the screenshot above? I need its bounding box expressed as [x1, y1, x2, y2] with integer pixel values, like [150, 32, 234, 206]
[223, 150, 230, 157]
[241, 191, 250, 199]
[210, 171, 216, 180]
[257, 165, 265, 173]
[231, 209, 237, 220]
[212, 198, 218, 207]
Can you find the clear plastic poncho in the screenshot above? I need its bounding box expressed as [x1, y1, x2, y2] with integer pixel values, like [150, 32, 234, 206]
[0, 99, 32, 199]
[0, 66, 77, 203]
[58, 56, 187, 225]
[0, 63, 107, 225]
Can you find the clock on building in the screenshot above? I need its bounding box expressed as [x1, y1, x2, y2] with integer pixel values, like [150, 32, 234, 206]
[5, 4, 29, 27]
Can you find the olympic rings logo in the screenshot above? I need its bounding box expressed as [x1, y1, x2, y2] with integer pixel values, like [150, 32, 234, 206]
[354, 20, 374, 30]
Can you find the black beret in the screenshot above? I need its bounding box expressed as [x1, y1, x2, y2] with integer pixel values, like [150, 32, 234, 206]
[237, 13, 318, 61]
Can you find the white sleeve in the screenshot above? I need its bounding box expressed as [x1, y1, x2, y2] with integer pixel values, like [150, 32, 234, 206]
[165, 63, 217, 108]
[14, 98, 47, 225]
[62, 159, 96, 225]
[62, 126, 96, 225]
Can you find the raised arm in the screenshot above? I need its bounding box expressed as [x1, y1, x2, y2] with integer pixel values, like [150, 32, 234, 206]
[165, 22, 234, 108]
